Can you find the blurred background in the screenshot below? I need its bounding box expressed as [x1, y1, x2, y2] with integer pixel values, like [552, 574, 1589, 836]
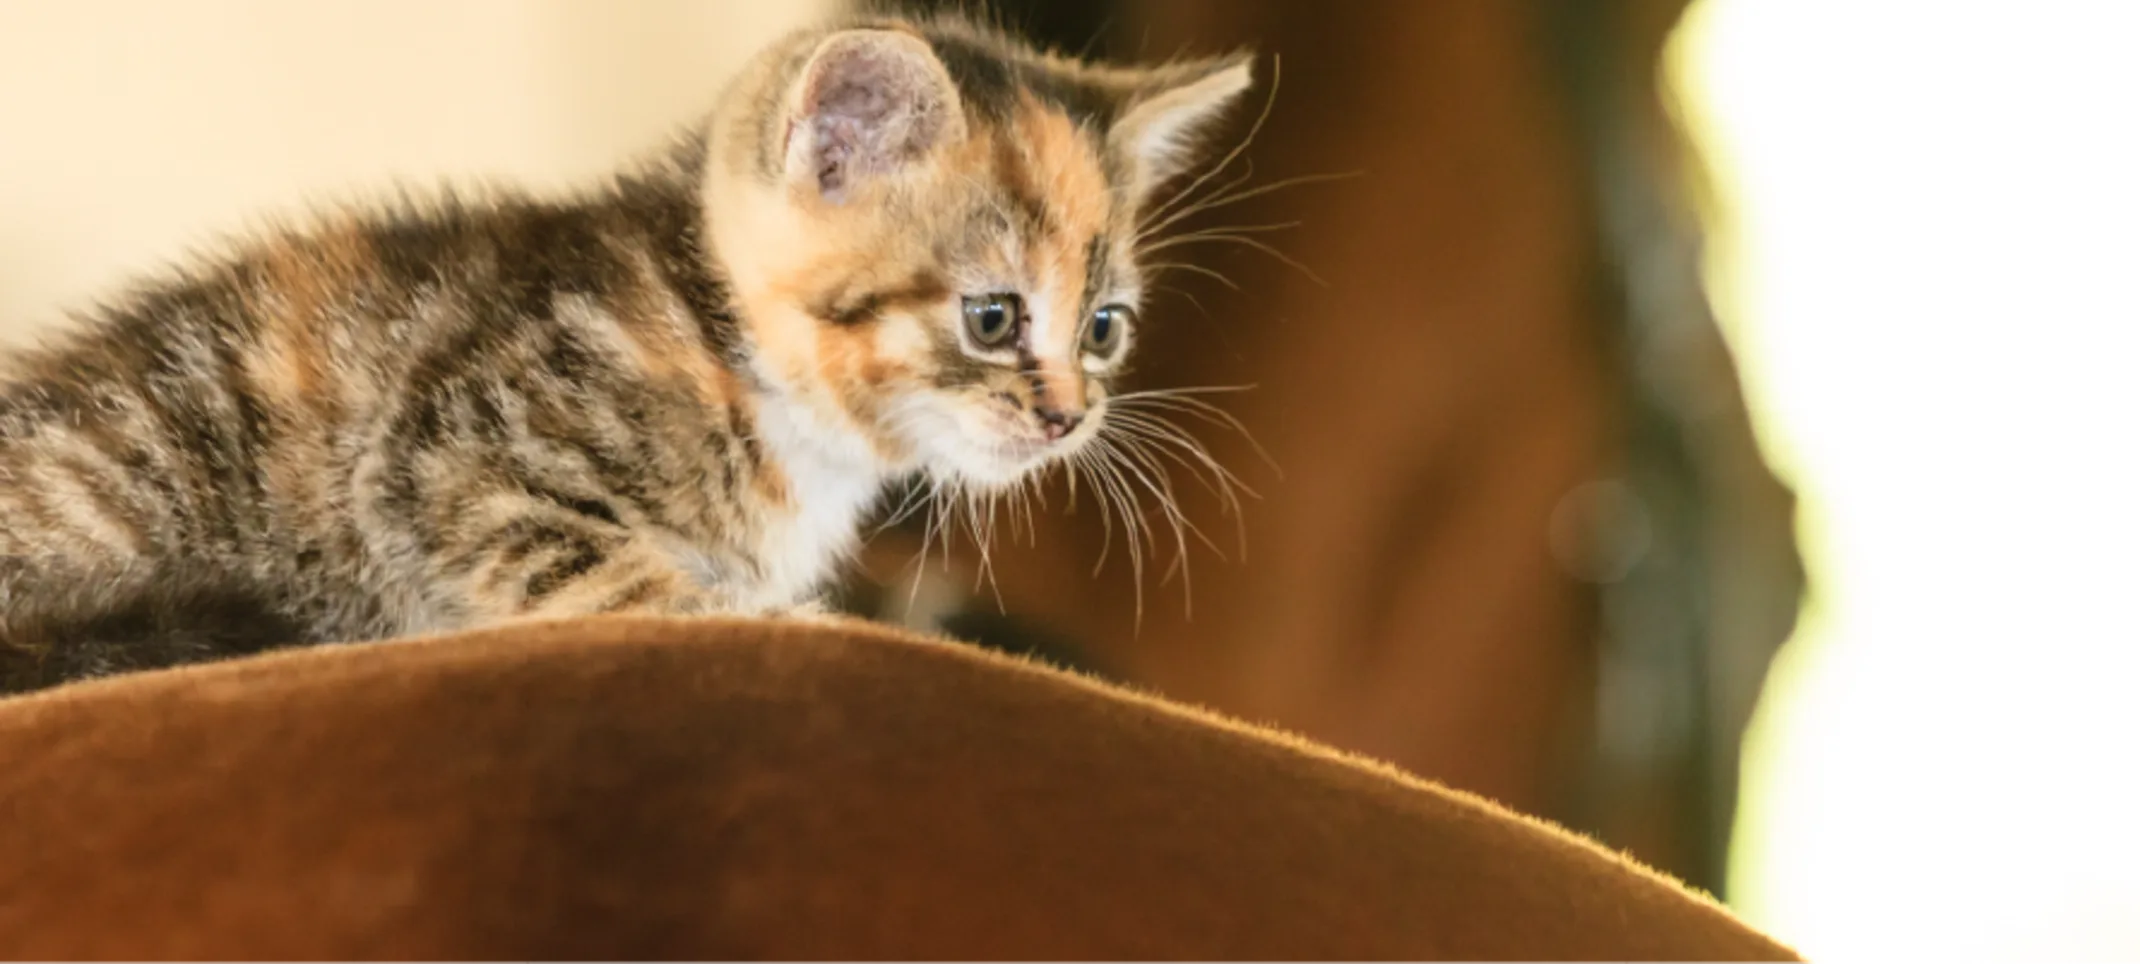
[2, 1, 2134, 958]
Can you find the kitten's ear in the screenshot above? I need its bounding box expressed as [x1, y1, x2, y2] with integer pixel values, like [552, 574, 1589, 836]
[1109, 54, 1258, 204]
[782, 29, 965, 204]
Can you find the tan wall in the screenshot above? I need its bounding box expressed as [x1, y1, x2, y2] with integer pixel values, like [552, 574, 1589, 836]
[0, 0, 828, 345]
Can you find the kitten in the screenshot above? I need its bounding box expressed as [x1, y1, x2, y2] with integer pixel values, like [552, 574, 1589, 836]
[0, 14, 1254, 692]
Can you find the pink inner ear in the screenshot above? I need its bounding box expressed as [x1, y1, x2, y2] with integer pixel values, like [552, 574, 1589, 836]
[795, 36, 952, 199]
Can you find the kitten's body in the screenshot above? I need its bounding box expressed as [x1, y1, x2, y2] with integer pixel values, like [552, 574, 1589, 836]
[4, 155, 833, 670]
[0, 15, 1252, 691]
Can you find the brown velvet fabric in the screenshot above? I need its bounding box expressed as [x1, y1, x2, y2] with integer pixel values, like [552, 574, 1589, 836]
[0, 617, 1793, 960]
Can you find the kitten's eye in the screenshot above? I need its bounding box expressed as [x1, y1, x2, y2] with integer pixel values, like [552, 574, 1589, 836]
[1085, 304, 1134, 358]
[962, 293, 1023, 347]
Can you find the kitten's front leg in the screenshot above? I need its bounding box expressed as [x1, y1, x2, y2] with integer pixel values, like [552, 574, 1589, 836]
[437, 513, 733, 626]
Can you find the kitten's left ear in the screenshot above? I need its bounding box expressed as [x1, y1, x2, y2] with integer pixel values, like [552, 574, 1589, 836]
[783, 29, 966, 204]
[1108, 53, 1258, 204]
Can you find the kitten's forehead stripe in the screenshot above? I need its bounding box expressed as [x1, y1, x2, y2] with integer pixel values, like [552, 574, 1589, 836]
[1079, 233, 1111, 321]
[992, 134, 1055, 236]
[1010, 91, 1112, 243]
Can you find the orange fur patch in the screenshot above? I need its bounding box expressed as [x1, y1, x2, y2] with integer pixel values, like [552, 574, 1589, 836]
[242, 225, 370, 412]
[1013, 91, 1112, 250]
[241, 225, 373, 515]
[611, 251, 744, 413]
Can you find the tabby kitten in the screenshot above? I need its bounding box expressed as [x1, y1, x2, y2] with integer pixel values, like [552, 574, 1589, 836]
[0, 15, 1254, 691]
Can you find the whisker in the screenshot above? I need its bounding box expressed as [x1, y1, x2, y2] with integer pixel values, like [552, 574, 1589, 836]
[1109, 384, 1259, 398]
[1150, 284, 1211, 318]
[1141, 162, 1260, 239]
[1141, 232, 1331, 288]
[1110, 390, 1281, 478]
[903, 478, 951, 618]
[1070, 450, 1115, 578]
[869, 478, 932, 537]
[1138, 170, 1364, 243]
[966, 488, 1006, 613]
[1135, 220, 1303, 251]
[1109, 433, 1224, 560]
[1014, 476, 1039, 546]
[1140, 260, 1243, 292]
[1106, 410, 1260, 498]
[1105, 412, 1255, 563]
[1105, 420, 1245, 513]
[1087, 442, 1148, 627]
[1106, 430, 1251, 560]
[1097, 436, 1208, 618]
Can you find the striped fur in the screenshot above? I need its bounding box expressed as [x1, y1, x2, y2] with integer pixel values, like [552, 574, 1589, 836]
[0, 14, 1253, 692]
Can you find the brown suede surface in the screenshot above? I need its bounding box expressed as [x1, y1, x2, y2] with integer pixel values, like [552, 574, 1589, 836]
[0, 617, 1795, 960]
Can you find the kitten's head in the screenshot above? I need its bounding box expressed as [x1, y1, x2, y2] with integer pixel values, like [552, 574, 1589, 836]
[703, 16, 1253, 489]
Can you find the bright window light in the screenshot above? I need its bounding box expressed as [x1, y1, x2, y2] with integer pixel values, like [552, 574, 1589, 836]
[1669, 1, 2140, 958]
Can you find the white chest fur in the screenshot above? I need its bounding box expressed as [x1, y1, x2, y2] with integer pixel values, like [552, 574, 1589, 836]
[729, 393, 888, 609]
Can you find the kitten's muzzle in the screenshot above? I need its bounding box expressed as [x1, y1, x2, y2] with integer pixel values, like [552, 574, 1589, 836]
[1035, 404, 1084, 443]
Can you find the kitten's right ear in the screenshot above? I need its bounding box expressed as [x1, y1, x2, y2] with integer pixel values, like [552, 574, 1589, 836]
[1109, 53, 1258, 205]
[781, 29, 965, 204]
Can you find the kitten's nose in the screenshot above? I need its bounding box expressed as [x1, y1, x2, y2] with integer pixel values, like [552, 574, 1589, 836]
[1036, 405, 1084, 442]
